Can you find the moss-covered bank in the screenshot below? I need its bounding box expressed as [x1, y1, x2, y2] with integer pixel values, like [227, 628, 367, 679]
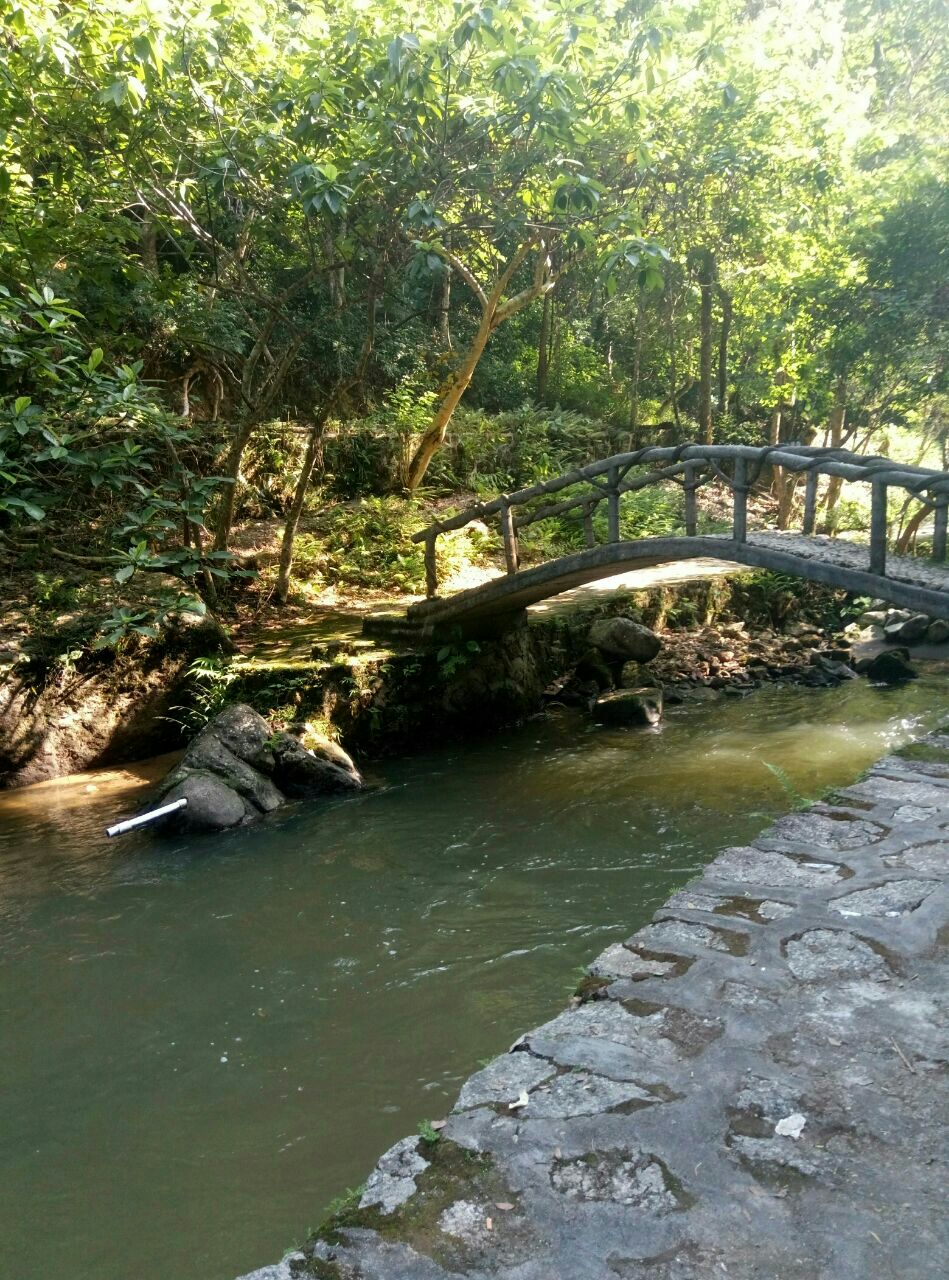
[0, 573, 860, 788]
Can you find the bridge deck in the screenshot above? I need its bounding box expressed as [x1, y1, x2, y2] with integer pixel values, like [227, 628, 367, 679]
[405, 531, 949, 629]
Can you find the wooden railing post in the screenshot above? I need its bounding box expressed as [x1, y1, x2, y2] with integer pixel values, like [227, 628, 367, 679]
[424, 531, 438, 598]
[932, 501, 948, 563]
[870, 481, 887, 576]
[684, 463, 698, 536]
[732, 456, 747, 544]
[499, 500, 519, 574]
[582, 503, 596, 548]
[607, 466, 621, 542]
[803, 470, 818, 535]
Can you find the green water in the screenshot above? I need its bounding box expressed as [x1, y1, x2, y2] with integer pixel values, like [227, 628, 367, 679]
[1, 674, 946, 1280]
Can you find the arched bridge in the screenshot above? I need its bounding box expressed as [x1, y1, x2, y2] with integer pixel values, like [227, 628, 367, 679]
[393, 445, 949, 632]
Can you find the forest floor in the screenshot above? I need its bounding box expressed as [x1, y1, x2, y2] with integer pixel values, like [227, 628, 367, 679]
[0, 478, 838, 670]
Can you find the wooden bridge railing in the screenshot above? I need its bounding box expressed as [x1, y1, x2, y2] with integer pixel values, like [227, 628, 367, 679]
[411, 443, 949, 599]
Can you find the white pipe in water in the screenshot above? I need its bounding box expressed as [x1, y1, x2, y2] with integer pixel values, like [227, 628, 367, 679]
[106, 797, 188, 838]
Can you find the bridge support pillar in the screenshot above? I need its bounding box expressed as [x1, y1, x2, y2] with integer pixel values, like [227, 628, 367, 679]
[500, 501, 519, 574]
[582, 505, 597, 548]
[803, 470, 818, 535]
[933, 502, 947, 563]
[684, 464, 698, 536]
[607, 467, 621, 542]
[732, 457, 748, 544]
[870, 481, 888, 576]
[424, 531, 438, 599]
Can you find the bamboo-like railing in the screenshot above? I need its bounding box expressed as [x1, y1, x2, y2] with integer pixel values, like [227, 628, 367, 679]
[411, 444, 949, 599]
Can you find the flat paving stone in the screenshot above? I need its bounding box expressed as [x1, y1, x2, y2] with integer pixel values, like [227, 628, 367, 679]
[763, 809, 886, 850]
[885, 841, 948, 873]
[525, 1071, 655, 1119]
[359, 1136, 430, 1213]
[709, 845, 845, 886]
[830, 878, 937, 917]
[454, 1052, 556, 1110]
[784, 929, 890, 981]
[253, 732, 949, 1280]
[590, 943, 677, 979]
[550, 1150, 680, 1211]
[631, 918, 745, 954]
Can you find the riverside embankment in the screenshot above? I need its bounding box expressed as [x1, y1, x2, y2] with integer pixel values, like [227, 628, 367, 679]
[251, 728, 949, 1280]
[1, 563, 912, 790]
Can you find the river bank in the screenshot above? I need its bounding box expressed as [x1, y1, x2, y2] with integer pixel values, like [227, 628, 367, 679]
[2, 563, 929, 792]
[247, 728, 949, 1280]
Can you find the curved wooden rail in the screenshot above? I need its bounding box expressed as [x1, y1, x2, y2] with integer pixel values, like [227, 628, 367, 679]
[410, 444, 949, 608]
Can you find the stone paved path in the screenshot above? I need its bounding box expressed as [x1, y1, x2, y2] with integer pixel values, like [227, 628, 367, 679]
[740, 531, 949, 596]
[244, 734, 949, 1280]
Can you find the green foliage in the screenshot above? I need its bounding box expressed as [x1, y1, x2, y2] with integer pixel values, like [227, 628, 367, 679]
[618, 484, 685, 539]
[284, 498, 488, 596]
[0, 0, 945, 623]
[32, 573, 79, 611]
[93, 592, 207, 649]
[427, 405, 615, 495]
[436, 632, 481, 677]
[166, 655, 240, 735]
[823, 498, 869, 535]
[761, 761, 816, 811]
[0, 287, 243, 614]
[417, 1119, 441, 1146]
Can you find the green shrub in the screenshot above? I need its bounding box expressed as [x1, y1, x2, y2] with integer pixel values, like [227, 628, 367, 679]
[288, 497, 492, 595]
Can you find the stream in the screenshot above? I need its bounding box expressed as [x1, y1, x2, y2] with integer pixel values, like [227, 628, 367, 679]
[1, 672, 947, 1280]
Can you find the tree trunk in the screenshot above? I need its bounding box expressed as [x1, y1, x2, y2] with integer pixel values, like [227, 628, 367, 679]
[628, 294, 644, 444]
[437, 265, 452, 350]
[536, 290, 552, 402]
[213, 415, 259, 550]
[769, 408, 782, 499]
[716, 285, 732, 423]
[406, 236, 553, 489]
[697, 255, 714, 444]
[777, 472, 800, 529]
[666, 292, 681, 432]
[275, 420, 327, 604]
[140, 218, 159, 274]
[406, 321, 491, 491]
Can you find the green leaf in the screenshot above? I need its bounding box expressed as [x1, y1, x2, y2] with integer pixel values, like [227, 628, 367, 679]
[87, 348, 104, 371]
[115, 564, 135, 583]
[99, 80, 127, 107]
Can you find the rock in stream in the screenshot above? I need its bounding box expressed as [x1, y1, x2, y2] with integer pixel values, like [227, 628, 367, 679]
[153, 703, 363, 833]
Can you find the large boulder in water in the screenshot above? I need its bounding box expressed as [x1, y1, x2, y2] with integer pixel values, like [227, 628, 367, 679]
[269, 731, 363, 798]
[161, 771, 253, 832]
[588, 616, 661, 664]
[594, 686, 664, 726]
[151, 703, 364, 833]
[864, 649, 918, 686]
[200, 702, 277, 772]
[162, 725, 285, 814]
